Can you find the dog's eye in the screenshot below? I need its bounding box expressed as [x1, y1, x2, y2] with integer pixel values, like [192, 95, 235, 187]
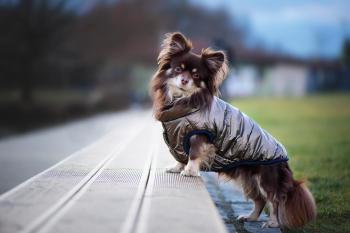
[174, 67, 182, 73]
[192, 73, 199, 79]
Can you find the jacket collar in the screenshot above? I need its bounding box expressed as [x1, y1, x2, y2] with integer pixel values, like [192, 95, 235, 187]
[158, 103, 199, 122]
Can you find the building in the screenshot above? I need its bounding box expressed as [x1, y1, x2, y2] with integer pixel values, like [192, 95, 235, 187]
[223, 48, 344, 98]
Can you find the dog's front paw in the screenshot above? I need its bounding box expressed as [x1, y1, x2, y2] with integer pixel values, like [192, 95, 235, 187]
[180, 167, 200, 177]
[165, 163, 184, 173]
[237, 215, 258, 222]
[262, 220, 279, 228]
[166, 166, 183, 173]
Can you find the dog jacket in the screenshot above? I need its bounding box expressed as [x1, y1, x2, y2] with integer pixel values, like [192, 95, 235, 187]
[159, 97, 288, 172]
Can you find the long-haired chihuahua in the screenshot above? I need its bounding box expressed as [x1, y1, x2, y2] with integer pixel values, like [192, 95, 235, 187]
[150, 32, 316, 229]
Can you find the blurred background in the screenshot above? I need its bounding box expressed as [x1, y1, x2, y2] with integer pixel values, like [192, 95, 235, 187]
[0, 0, 349, 137]
[1, 1, 350, 232]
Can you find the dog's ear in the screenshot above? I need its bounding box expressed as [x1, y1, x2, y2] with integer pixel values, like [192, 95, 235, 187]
[201, 48, 226, 74]
[166, 32, 192, 54]
[201, 48, 228, 95]
[157, 32, 192, 70]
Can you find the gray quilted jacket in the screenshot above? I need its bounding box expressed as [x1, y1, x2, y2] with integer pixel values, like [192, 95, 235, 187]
[159, 97, 288, 172]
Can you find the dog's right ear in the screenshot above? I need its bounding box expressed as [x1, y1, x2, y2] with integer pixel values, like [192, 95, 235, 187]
[157, 32, 192, 70]
[165, 32, 192, 55]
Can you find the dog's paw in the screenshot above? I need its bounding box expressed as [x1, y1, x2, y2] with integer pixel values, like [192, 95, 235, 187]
[237, 215, 258, 222]
[180, 168, 200, 177]
[261, 220, 279, 228]
[165, 164, 184, 173]
[166, 166, 182, 173]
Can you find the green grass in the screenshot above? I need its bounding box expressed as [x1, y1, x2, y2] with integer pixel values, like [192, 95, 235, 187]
[231, 94, 350, 233]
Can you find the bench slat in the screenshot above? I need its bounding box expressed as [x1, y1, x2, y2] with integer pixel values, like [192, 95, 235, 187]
[134, 135, 228, 233]
[0, 122, 146, 233]
[39, 126, 156, 233]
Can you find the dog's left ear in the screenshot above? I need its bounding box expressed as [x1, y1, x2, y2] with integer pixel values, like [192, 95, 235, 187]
[201, 48, 228, 94]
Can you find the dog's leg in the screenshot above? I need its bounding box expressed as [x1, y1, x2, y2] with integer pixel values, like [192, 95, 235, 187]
[166, 162, 185, 173]
[237, 172, 266, 221]
[262, 202, 279, 228]
[238, 196, 266, 222]
[257, 164, 280, 228]
[181, 135, 209, 177]
[181, 157, 201, 177]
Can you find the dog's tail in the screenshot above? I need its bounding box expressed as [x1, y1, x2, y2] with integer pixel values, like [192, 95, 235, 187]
[278, 178, 316, 228]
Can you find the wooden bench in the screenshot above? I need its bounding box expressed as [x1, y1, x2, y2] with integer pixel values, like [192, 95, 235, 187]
[0, 111, 281, 233]
[0, 112, 227, 233]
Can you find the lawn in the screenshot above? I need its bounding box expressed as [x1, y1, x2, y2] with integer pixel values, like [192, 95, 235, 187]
[231, 94, 350, 233]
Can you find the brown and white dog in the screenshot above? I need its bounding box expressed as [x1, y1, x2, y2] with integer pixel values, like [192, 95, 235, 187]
[150, 32, 316, 229]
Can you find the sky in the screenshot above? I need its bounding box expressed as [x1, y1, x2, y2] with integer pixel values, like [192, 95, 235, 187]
[65, 0, 350, 59]
[192, 0, 350, 59]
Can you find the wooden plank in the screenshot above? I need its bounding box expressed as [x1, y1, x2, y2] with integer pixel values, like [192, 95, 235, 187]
[0, 110, 146, 194]
[34, 124, 158, 233]
[0, 119, 147, 233]
[134, 130, 228, 233]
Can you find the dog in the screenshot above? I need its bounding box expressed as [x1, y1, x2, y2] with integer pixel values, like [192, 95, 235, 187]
[150, 32, 316, 229]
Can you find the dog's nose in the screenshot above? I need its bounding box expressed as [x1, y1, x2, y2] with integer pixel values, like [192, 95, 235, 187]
[181, 78, 189, 85]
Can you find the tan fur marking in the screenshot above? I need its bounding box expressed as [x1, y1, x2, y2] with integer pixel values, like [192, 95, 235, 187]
[181, 63, 185, 69]
[192, 68, 197, 72]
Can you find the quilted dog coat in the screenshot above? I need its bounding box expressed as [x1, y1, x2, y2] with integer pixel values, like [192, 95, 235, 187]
[159, 97, 288, 172]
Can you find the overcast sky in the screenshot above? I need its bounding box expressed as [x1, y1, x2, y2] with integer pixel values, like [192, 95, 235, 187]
[192, 0, 350, 59]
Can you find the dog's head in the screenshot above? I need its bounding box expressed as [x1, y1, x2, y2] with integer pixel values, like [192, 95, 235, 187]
[150, 32, 228, 119]
[159, 32, 228, 98]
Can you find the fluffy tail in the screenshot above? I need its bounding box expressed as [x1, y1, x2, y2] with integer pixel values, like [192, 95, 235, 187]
[278, 179, 316, 228]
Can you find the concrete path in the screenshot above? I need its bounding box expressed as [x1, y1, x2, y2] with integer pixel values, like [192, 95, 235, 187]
[202, 173, 282, 233]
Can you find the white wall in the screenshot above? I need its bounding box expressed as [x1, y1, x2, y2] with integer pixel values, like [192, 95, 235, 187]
[224, 66, 258, 97]
[224, 63, 309, 97]
[261, 64, 308, 96]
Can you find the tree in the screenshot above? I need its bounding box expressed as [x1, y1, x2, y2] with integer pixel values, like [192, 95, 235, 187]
[0, 0, 74, 104]
[341, 38, 350, 67]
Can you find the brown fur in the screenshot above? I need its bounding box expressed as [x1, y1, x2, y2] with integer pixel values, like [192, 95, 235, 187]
[150, 32, 316, 229]
[150, 32, 228, 120]
[279, 179, 316, 228]
[221, 163, 316, 228]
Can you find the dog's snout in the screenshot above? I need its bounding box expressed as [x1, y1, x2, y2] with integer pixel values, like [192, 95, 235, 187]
[181, 77, 189, 85]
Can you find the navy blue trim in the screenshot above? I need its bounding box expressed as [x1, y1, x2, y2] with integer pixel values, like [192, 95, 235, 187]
[183, 130, 215, 155]
[218, 157, 289, 172]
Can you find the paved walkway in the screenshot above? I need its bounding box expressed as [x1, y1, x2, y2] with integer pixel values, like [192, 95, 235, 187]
[202, 173, 281, 233]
